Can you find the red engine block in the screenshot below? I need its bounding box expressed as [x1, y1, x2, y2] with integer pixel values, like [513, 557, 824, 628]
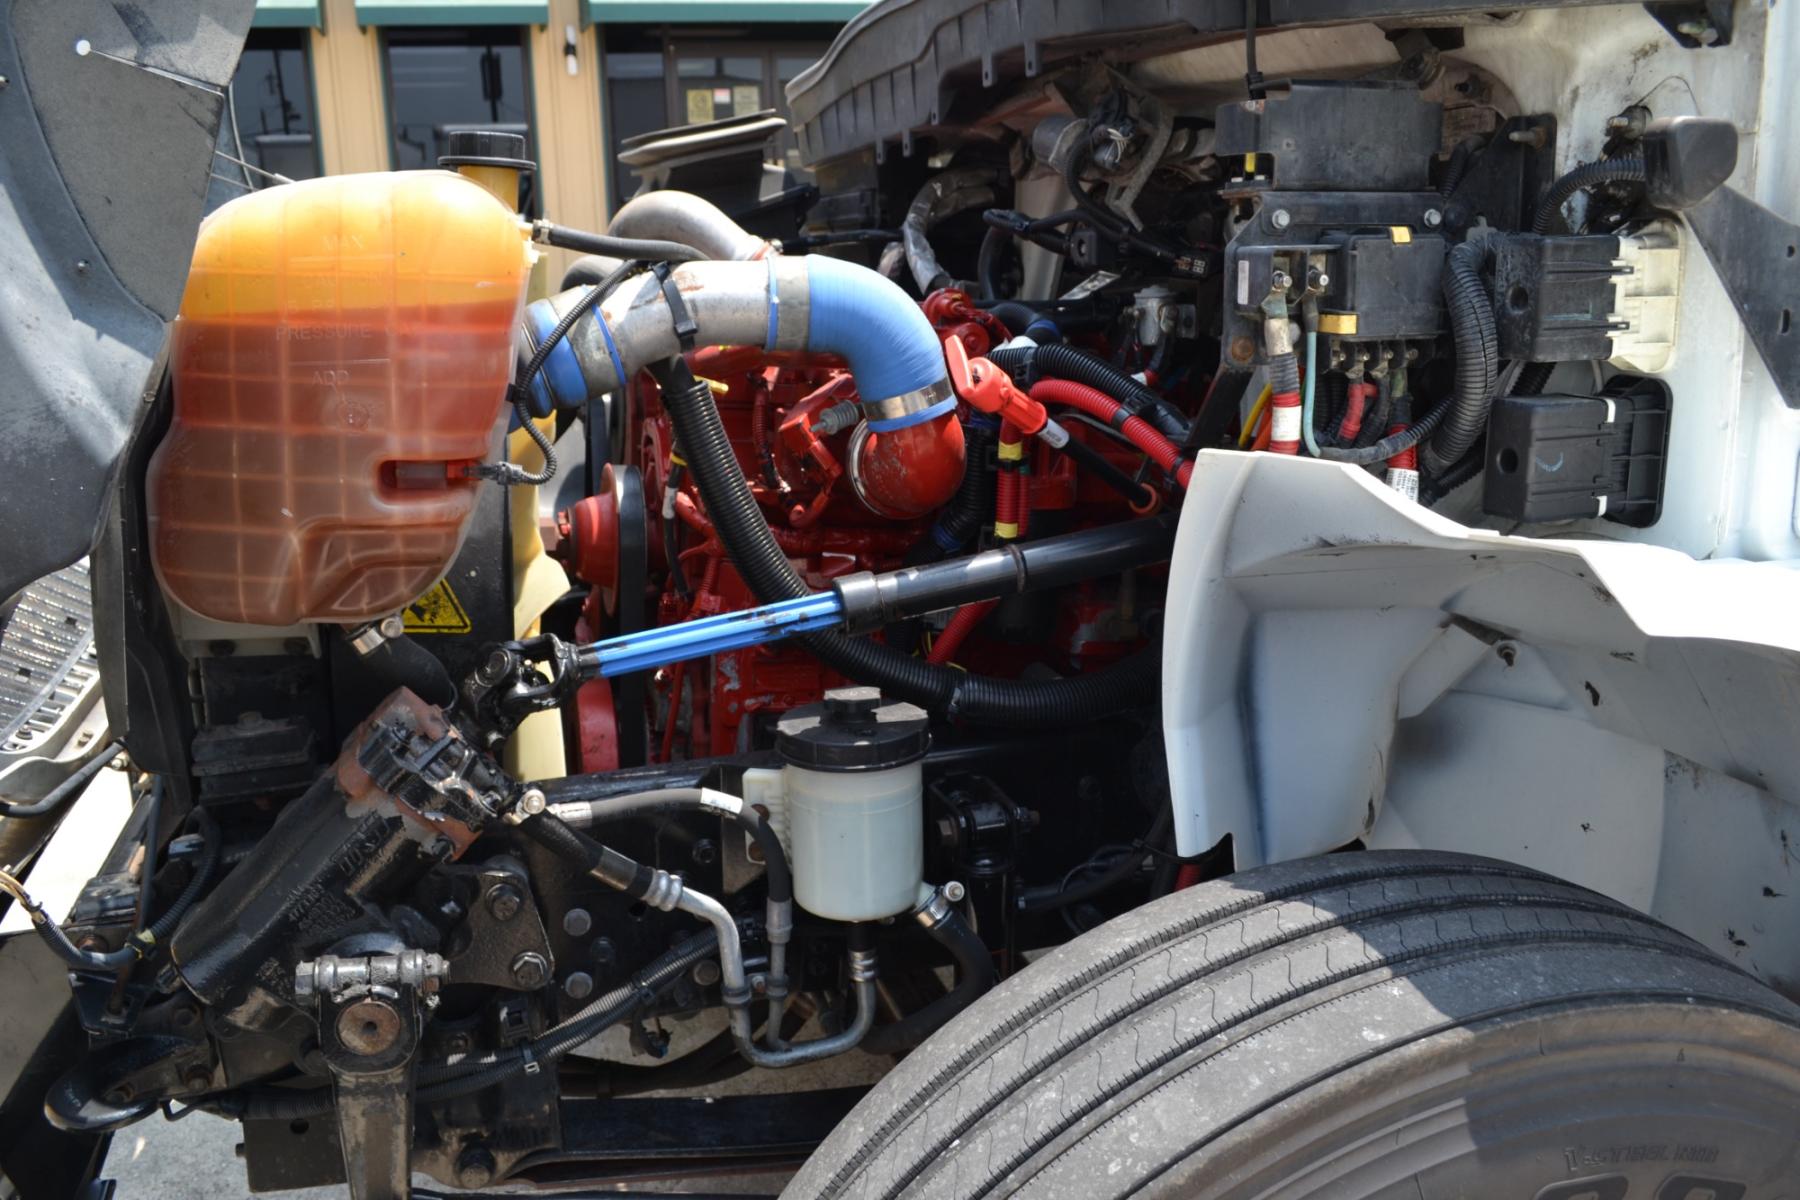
[554, 291, 1157, 771]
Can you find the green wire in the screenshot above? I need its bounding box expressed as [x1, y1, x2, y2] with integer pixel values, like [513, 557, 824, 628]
[1300, 329, 1323, 457]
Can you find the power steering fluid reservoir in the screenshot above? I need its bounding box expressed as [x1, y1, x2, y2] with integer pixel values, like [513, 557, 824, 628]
[777, 687, 929, 921]
[149, 171, 533, 626]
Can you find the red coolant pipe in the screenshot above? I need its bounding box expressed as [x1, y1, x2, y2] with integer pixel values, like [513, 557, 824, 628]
[1027, 379, 1193, 488]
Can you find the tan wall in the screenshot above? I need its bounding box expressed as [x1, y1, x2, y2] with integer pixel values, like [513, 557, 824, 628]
[304, 0, 609, 285]
[309, 0, 391, 175]
[528, 0, 609, 285]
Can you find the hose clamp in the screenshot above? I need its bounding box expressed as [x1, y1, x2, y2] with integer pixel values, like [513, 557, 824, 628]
[848, 948, 879, 984]
[912, 886, 954, 930]
[864, 377, 956, 431]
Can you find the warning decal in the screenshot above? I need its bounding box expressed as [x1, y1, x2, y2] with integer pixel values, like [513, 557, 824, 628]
[403, 579, 472, 635]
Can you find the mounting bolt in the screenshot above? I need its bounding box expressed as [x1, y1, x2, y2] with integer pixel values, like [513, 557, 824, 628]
[485, 882, 524, 923]
[1675, 17, 1719, 44]
[1269, 208, 1292, 231]
[456, 1146, 497, 1189]
[561, 908, 592, 937]
[590, 937, 617, 966]
[510, 951, 550, 990]
[691, 959, 722, 987]
[943, 880, 968, 903]
[1422, 208, 1443, 229]
[182, 1067, 213, 1092]
[74, 259, 90, 275]
[1507, 126, 1547, 149]
[515, 787, 547, 820]
[690, 838, 719, 867]
[563, 971, 594, 1000]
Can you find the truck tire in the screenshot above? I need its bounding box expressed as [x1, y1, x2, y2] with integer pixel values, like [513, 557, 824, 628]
[786, 850, 1800, 1199]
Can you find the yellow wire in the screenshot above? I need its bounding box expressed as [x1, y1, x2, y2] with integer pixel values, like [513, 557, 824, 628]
[1237, 384, 1273, 449]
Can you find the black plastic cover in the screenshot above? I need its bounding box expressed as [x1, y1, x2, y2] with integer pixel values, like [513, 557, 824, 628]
[776, 687, 930, 773]
[1213, 81, 1442, 192]
[1482, 376, 1670, 527]
[1490, 233, 1623, 362]
[1641, 115, 1737, 210]
[1322, 233, 1447, 340]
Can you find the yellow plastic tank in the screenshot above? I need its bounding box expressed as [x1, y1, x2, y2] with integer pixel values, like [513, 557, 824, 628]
[149, 171, 533, 627]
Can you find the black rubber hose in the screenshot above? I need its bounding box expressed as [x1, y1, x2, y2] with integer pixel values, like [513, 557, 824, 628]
[148, 807, 220, 944]
[0, 738, 120, 818]
[907, 421, 995, 566]
[536, 223, 703, 264]
[977, 225, 1009, 302]
[988, 343, 1188, 441]
[1018, 805, 1171, 913]
[1532, 155, 1646, 234]
[516, 810, 657, 899]
[358, 634, 456, 709]
[860, 905, 995, 1054]
[555, 788, 791, 905]
[652, 359, 1161, 726]
[1422, 240, 1498, 475]
[986, 301, 1037, 337]
[1055, 436, 1155, 507]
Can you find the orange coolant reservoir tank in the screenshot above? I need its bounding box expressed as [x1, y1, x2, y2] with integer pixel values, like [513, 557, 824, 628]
[149, 171, 533, 626]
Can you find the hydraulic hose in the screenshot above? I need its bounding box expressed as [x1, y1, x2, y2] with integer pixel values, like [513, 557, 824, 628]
[532, 220, 703, 264]
[147, 807, 220, 945]
[0, 737, 121, 818]
[516, 810, 659, 899]
[545, 787, 790, 906]
[1532, 155, 1645, 234]
[861, 887, 995, 1054]
[653, 358, 1162, 726]
[989, 343, 1187, 441]
[1422, 240, 1499, 474]
[1029, 379, 1191, 488]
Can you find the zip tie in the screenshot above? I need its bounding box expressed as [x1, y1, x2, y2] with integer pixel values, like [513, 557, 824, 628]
[653, 261, 698, 351]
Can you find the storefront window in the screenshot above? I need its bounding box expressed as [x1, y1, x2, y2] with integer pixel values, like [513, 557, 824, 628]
[384, 26, 535, 210]
[207, 29, 319, 211]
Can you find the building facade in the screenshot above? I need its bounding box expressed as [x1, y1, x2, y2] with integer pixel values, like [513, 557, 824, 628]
[215, 0, 855, 273]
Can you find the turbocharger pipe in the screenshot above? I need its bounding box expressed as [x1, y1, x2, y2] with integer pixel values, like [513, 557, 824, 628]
[607, 191, 775, 262]
[521, 255, 956, 436]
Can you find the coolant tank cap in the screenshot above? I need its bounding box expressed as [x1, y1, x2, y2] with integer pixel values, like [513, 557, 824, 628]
[776, 687, 929, 773]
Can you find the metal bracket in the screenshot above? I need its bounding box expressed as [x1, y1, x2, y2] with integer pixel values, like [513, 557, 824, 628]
[1681, 186, 1800, 408]
[300, 946, 444, 1200]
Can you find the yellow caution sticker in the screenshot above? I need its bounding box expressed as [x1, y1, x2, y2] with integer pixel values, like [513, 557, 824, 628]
[403, 579, 472, 635]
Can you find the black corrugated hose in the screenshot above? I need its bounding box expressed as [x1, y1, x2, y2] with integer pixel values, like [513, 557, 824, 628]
[1531, 155, 1645, 234]
[908, 420, 995, 565]
[651, 358, 1160, 726]
[1421, 240, 1498, 475]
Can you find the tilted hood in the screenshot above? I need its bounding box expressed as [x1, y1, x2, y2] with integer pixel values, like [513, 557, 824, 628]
[0, 0, 253, 605]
